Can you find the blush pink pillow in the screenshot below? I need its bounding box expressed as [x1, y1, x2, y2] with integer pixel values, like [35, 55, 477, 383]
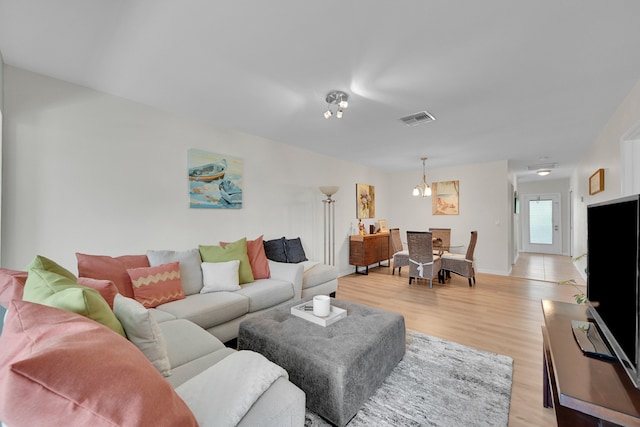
[221, 235, 271, 279]
[127, 262, 185, 308]
[0, 268, 28, 308]
[76, 253, 149, 298]
[77, 277, 119, 309]
[0, 300, 197, 427]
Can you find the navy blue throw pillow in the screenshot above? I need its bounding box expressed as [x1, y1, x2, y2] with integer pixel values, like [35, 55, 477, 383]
[263, 237, 287, 263]
[285, 237, 307, 263]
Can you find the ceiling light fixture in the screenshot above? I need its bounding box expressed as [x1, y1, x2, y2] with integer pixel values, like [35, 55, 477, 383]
[413, 157, 432, 198]
[537, 169, 551, 176]
[323, 90, 349, 119]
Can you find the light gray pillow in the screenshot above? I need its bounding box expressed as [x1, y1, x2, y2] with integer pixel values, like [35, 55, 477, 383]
[147, 248, 202, 295]
[113, 294, 172, 377]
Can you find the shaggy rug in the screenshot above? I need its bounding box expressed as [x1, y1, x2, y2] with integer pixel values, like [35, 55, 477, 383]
[304, 330, 513, 427]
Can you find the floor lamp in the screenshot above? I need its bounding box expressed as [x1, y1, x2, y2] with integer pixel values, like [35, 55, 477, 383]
[319, 186, 339, 266]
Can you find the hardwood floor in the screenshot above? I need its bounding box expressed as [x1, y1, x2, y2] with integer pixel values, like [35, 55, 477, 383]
[335, 256, 586, 427]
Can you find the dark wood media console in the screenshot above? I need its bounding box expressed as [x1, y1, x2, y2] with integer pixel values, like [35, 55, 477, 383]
[348, 233, 391, 275]
[541, 300, 640, 426]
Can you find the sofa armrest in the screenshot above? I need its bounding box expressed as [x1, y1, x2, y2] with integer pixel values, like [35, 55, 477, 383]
[268, 261, 304, 300]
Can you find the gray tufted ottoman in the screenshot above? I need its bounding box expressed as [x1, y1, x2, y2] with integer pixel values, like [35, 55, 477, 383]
[238, 298, 405, 426]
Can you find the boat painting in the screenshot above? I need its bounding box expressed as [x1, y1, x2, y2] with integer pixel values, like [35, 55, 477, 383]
[189, 159, 226, 182]
[219, 179, 242, 205]
[188, 149, 243, 209]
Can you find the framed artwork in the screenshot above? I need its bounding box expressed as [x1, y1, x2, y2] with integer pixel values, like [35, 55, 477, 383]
[589, 168, 604, 195]
[356, 183, 375, 219]
[432, 181, 459, 215]
[378, 219, 389, 233]
[188, 149, 243, 209]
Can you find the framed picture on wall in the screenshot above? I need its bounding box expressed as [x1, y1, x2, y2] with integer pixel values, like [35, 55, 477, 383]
[589, 168, 604, 195]
[432, 181, 459, 215]
[356, 183, 375, 219]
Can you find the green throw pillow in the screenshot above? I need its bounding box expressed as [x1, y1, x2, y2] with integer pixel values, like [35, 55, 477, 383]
[23, 268, 126, 337]
[26, 255, 77, 281]
[199, 238, 255, 284]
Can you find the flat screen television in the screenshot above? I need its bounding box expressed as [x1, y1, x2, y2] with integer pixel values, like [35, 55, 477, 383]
[586, 194, 640, 388]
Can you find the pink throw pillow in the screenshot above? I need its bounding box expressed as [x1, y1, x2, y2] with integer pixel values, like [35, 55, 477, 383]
[127, 262, 185, 308]
[0, 300, 197, 427]
[221, 235, 271, 279]
[76, 253, 150, 298]
[77, 277, 119, 309]
[0, 269, 28, 308]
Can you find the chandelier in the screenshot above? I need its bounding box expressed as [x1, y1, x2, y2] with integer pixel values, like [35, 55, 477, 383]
[323, 90, 349, 119]
[413, 157, 432, 198]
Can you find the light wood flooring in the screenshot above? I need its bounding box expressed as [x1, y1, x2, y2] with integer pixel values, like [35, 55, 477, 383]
[334, 254, 586, 427]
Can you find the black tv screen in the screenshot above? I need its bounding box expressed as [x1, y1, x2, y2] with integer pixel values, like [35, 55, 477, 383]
[587, 194, 640, 388]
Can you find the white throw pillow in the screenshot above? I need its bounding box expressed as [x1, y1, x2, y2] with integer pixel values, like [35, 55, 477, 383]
[113, 294, 172, 377]
[201, 260, 241, 293]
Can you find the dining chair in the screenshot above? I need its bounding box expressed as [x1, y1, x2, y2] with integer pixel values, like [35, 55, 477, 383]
[390, 228, 409, 276]
[429, 228, 451, 254]
[407, 231, 442, 288]
[441, 231, 478, 286]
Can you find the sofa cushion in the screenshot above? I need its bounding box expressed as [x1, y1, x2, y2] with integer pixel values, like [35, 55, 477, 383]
[199, 238, 254, 284]
[263, 237, 287, 263]
[76, 253, 150, 298]
[0, 300, 197, 427]
[160, 319, 227, 367]
[127, 262, 186, 308]
[26, 255, 77, 281]
[22, 268, 125, 337]
[147, 248, 203, 296]
[302, 262, 338, 289]
[201, 260, 241, 292]
[0, 268, 27, 308]
[154, 292, 249, 330]
[221, 235, 271, 280]
[113, 294, 172, 377]
[148, 307, 178, 323]
[284, 237, 308, 263]
[77, 277, 119, 309]
[235, 278, 294, 312]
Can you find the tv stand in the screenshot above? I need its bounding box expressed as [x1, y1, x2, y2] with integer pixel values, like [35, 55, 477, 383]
[541, 300, 640, 426]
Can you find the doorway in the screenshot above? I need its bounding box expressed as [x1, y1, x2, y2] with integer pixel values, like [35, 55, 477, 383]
[521, 193, 562, 254]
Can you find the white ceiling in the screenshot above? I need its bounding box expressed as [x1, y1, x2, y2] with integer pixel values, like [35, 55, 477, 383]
[2, 0, 640, 182]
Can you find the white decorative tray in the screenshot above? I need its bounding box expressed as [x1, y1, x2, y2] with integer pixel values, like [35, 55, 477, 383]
[290, 301, 347, 327]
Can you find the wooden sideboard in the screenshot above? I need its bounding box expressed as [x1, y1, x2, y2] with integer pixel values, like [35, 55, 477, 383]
[349, 233, 391, 275]
[541, 300, 640, 426]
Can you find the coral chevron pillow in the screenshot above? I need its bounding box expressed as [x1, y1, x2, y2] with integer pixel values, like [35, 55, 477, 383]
[127, 262, 185, 308]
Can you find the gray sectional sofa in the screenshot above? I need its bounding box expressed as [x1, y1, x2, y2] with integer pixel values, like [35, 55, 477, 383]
[145, 250, 338, 343]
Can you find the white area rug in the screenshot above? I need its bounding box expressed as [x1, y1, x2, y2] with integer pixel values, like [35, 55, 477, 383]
[305, 330, 513, 427]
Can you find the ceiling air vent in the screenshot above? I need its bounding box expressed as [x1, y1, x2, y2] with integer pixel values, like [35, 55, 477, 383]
[399, 111, 436, 126]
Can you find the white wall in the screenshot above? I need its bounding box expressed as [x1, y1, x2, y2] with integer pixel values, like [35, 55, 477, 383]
[2, 66, 516, 279]
[389, 160, 511, 275]
[517, 178, 571, 255]
[2, 66, 390, 277]
[571, 77, 640, 276]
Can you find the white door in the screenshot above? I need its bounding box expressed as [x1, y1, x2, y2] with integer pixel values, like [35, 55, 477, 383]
[522, 193, 562, 254]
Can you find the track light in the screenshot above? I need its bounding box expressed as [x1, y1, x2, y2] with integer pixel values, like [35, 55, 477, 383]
[323, 90, 349, 119]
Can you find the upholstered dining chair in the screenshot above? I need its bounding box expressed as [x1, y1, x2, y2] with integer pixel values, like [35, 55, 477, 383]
[441, 231, 478, 287]
[390, 228, 409, 276]
[429, 228, 451, 255]
[407, 231, 442, 288]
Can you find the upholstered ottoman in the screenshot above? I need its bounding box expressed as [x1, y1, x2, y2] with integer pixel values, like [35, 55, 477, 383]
[238, 298, 405, 426]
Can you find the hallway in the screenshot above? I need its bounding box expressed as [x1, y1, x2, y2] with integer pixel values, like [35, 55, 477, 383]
[510, 252, 586, 286]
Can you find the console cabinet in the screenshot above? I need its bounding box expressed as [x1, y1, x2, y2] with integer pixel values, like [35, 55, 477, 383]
[349, 233, 391, 275]
[541, 300, 640, 426]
